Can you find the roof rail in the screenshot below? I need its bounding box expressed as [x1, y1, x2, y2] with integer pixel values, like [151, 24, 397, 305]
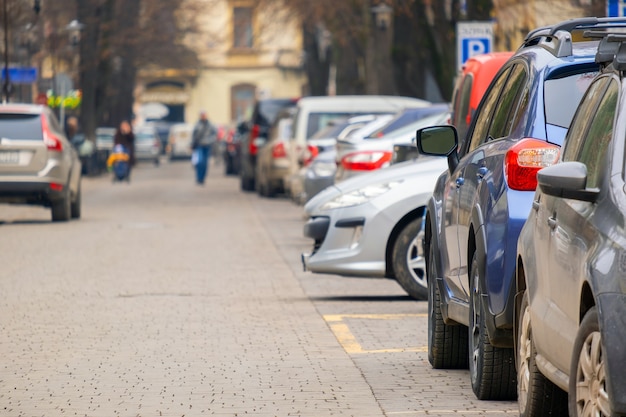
[521, 17, 626, 58]
[589, 32, 623, 65]
[524, 17, 626, 42]
[614, 42, 626, 71]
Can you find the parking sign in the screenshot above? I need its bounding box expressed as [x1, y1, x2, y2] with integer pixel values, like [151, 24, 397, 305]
[607, 0, 626, 16]
[457, 22, 494, 71]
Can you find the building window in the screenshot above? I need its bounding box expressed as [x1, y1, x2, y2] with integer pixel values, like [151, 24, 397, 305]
[233, 7, 253, 49]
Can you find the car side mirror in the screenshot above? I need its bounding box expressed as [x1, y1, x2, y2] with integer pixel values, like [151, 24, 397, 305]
[537, 161, 599, 203]
[416, 125, 459, 172]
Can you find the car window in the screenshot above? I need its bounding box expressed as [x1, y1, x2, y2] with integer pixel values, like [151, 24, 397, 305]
[306, 112, 362, 138]
[544, 71, 597, 128]
[575, 80, 618, 189]
[488, 64, 527, 140]
[455, 74, 474, 141]
[0, 113, 43, 140]
[465, 66, 512, 153]
[255, 100, 294, 126]
[561, 77, 610, 163]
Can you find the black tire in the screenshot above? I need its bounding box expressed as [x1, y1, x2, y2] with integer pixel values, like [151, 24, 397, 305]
[468, 253, 517, 400]
[517, 290, 567, 417]
[70, 182, 81, 219]
[392, 218, 428, 300]
[51, 188, 71, 222]
[241, 175, 255, 191]
[427, 239, 469, 369]
[569, 307, 610, 417]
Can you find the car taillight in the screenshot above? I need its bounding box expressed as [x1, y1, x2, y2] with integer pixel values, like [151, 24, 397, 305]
[302, 144, 319, 166]
[249, 124, 261, 156]
[272, 142, 287, 158]
[341, 151, 393, 171]
[41, 114, 63, 152]
[50, 182, 64, 191]
[505, 138, 560, 191]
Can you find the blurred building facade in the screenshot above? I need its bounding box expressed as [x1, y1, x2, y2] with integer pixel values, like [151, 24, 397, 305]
[493, 0, 603, 51]
[135, 0, 306, 126]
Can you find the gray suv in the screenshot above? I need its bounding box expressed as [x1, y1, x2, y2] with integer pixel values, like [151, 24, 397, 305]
[515, 32, 626, 417]
[0, 104, 82, 221]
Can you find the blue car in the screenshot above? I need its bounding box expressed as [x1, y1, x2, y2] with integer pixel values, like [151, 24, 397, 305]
[414, 18, 626, 400]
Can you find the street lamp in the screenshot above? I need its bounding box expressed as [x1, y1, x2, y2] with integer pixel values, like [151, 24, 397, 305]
[371, 2, 393, 31]
[3, 0, 41, 103]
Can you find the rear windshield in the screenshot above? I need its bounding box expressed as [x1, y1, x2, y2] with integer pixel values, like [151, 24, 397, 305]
[136, 132, 156, 141]
[255, 100, 295, 126]
[305, 112, 394, 138]
[367, 106, 448, 138]
[0, 114, 42, 140]
[544, 71, 597, 128]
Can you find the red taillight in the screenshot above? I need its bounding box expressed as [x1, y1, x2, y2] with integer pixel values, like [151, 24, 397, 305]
[249, 124, 261, 156]
[341, 151, 393, 172]
[272, 142, 287, 158]
[41, 114, 63, 152]
[302, 144, 319, 166]
[505, 138, 560, 191]
[50, 182, 64, 191]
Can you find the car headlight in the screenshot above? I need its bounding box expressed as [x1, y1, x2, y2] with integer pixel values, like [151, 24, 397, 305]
[310, 161, 337, 178]
[319, 180, 403, 210]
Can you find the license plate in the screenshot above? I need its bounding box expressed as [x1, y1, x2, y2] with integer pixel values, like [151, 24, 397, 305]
[0, 151, 19, 164]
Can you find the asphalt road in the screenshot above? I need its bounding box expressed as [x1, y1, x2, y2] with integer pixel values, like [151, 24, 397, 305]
[0, 158, 518, 416]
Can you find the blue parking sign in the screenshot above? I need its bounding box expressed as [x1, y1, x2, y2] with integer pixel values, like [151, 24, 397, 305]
[462, 38, 490, 63]
[457, 22, 494, 71]
[607, 0, 626, 16]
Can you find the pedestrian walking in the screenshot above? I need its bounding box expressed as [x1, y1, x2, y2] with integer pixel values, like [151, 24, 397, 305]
[191, 111, 217, 185]
[114, 120, 135, 179]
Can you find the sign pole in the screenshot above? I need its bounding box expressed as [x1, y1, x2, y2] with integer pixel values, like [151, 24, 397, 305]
[3, 0, 10, 103]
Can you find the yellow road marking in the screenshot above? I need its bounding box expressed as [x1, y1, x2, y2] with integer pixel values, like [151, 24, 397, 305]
[323, 313, 427, 354]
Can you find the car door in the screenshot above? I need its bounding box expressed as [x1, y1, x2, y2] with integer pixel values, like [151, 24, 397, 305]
[453, 63, 528, 296]
[541, 77, 617, 373]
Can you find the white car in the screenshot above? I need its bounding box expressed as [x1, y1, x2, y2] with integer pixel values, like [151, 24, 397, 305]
[302, 156, 447, 299]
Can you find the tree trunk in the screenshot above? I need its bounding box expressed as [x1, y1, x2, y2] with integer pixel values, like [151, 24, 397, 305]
[76, 0, 102, 141]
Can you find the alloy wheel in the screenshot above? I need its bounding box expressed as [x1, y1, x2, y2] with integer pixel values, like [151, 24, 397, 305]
[517, 302, 532, 413]
[406, 228, 426, 290]
[470, 265, 481, 384]
[575, 331, 609, 416]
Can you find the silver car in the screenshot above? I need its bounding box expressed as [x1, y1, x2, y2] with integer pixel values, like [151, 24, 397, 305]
[0, 104, 82, 222]
[134, 125, 161, 165]
[302, 156, 447, 300]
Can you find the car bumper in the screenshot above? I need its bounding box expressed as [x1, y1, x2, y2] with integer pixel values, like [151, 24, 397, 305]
[302, 205, 391, 277]
[0, 180, 66, 205]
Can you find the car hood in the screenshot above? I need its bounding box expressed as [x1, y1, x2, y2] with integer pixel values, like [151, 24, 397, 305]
[304, 156, 447, 216]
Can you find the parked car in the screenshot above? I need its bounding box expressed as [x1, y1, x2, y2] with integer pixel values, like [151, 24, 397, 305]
[239, 97, 299, 191]
[515, 31, 626, 417]
[416, 18, 607, 400]
[167, 123, 194, 160]
[224, 121, 244, 176]
[335, 110, 450, 182]
[302, 155, 447, 300]
[255, 107, 296, 197]
[134, 125, 162, 165]
[96, 126, 115, 171]
[0, 104, 81, 222]
[293, 114, 395, 203]
[285, 95, 431, 199]
[450, 52, 514, 142]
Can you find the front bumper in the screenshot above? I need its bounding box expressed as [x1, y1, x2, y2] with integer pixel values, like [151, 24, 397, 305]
[301, 207, 389, 277]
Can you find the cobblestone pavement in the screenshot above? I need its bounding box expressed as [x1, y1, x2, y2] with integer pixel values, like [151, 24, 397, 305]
[0, 160, 518, 416]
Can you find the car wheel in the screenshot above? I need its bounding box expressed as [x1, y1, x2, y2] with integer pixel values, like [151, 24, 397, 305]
[241, 175, 255, 191]
[70, 182, 81, 219]
[392, 218, 427, 300]
[468, 253, 517, 400]
[427, 239, 469, 369]
[517, 291, 567, 417]
[569, 307, 611, 417]
[51, 188, 71, 222]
